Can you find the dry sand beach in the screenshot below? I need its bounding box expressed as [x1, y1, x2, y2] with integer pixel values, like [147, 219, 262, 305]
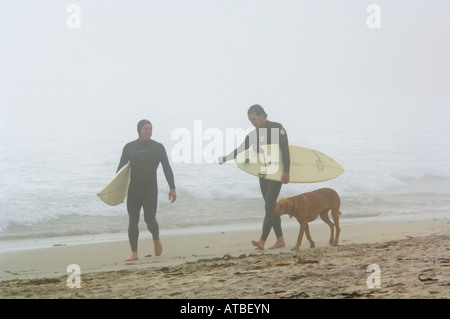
[0, 219, 449, 299]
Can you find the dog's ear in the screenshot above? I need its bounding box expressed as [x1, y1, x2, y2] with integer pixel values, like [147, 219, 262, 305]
[284, 200, 292, 214]
[275, 199, 286, 215]
[287, 200, 294, 214]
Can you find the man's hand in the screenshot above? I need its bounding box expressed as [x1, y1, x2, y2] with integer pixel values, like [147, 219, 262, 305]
[218, 156, 226, 164]
[281, 172, 290, 184]
[169, 189, 177, 203]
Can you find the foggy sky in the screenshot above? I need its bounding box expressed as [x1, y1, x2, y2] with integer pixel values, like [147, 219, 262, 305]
[1, 0, 450, 134]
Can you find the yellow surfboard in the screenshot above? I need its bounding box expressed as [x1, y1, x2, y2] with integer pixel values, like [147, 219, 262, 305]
[97, 162, 131, 206]
[235, 144, 343, 183]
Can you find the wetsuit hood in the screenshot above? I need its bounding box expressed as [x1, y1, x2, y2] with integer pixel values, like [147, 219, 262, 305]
[137, 119, 152, 138]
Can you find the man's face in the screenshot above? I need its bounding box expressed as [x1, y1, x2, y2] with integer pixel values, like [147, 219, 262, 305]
[248, 112, 266, 128]
[140, 123, 153, 140]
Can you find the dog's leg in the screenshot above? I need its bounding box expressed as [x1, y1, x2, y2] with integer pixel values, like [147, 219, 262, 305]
[304, 223, 315, 248]
[320, 210, 335, 245]
[330, 209, 341, 246]
[292, 223, 306, 250]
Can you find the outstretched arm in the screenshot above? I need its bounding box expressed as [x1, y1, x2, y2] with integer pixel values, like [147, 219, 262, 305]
[219, 131, 254, 164]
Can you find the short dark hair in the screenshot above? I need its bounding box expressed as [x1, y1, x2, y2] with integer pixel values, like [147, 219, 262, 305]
[247, 104, 267, 118]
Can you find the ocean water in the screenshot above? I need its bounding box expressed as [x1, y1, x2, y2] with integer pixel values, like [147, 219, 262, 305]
[1, 107, 449, 250]
[2, 1, 450, 253]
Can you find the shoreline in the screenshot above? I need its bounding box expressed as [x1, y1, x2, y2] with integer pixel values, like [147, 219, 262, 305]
[1, 212, 447, 253]
[0, 218, 449, 298]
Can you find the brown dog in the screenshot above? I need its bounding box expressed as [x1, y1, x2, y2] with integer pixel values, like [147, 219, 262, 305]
[275, 188, 342, 250]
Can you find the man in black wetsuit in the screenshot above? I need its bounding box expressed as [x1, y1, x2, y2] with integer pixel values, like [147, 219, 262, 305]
[219, 105, 290, 250]
[117, 119, 176, 261]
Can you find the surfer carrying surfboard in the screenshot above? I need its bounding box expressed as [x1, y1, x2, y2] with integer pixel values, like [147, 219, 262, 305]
[117, 119, 177, 261]
[218, 105, 290, 250]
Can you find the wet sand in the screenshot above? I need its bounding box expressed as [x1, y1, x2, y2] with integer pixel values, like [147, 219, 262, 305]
[0, 219, 449, 299]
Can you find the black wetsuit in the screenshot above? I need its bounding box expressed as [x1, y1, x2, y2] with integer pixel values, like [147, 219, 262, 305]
[117, 139, 175, 252]
[227, 120, 290, 241]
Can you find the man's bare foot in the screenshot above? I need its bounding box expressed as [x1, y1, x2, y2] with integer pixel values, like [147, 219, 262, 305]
[269, 237, 286, 249]
[251, 239, 265, 250]
[125, 252, 138, 261]
[154, 239, 163, 256]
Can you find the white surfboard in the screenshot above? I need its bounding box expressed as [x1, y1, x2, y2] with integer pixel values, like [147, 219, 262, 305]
[97, 162, 131, 206]
[235, 144, 343, 183]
